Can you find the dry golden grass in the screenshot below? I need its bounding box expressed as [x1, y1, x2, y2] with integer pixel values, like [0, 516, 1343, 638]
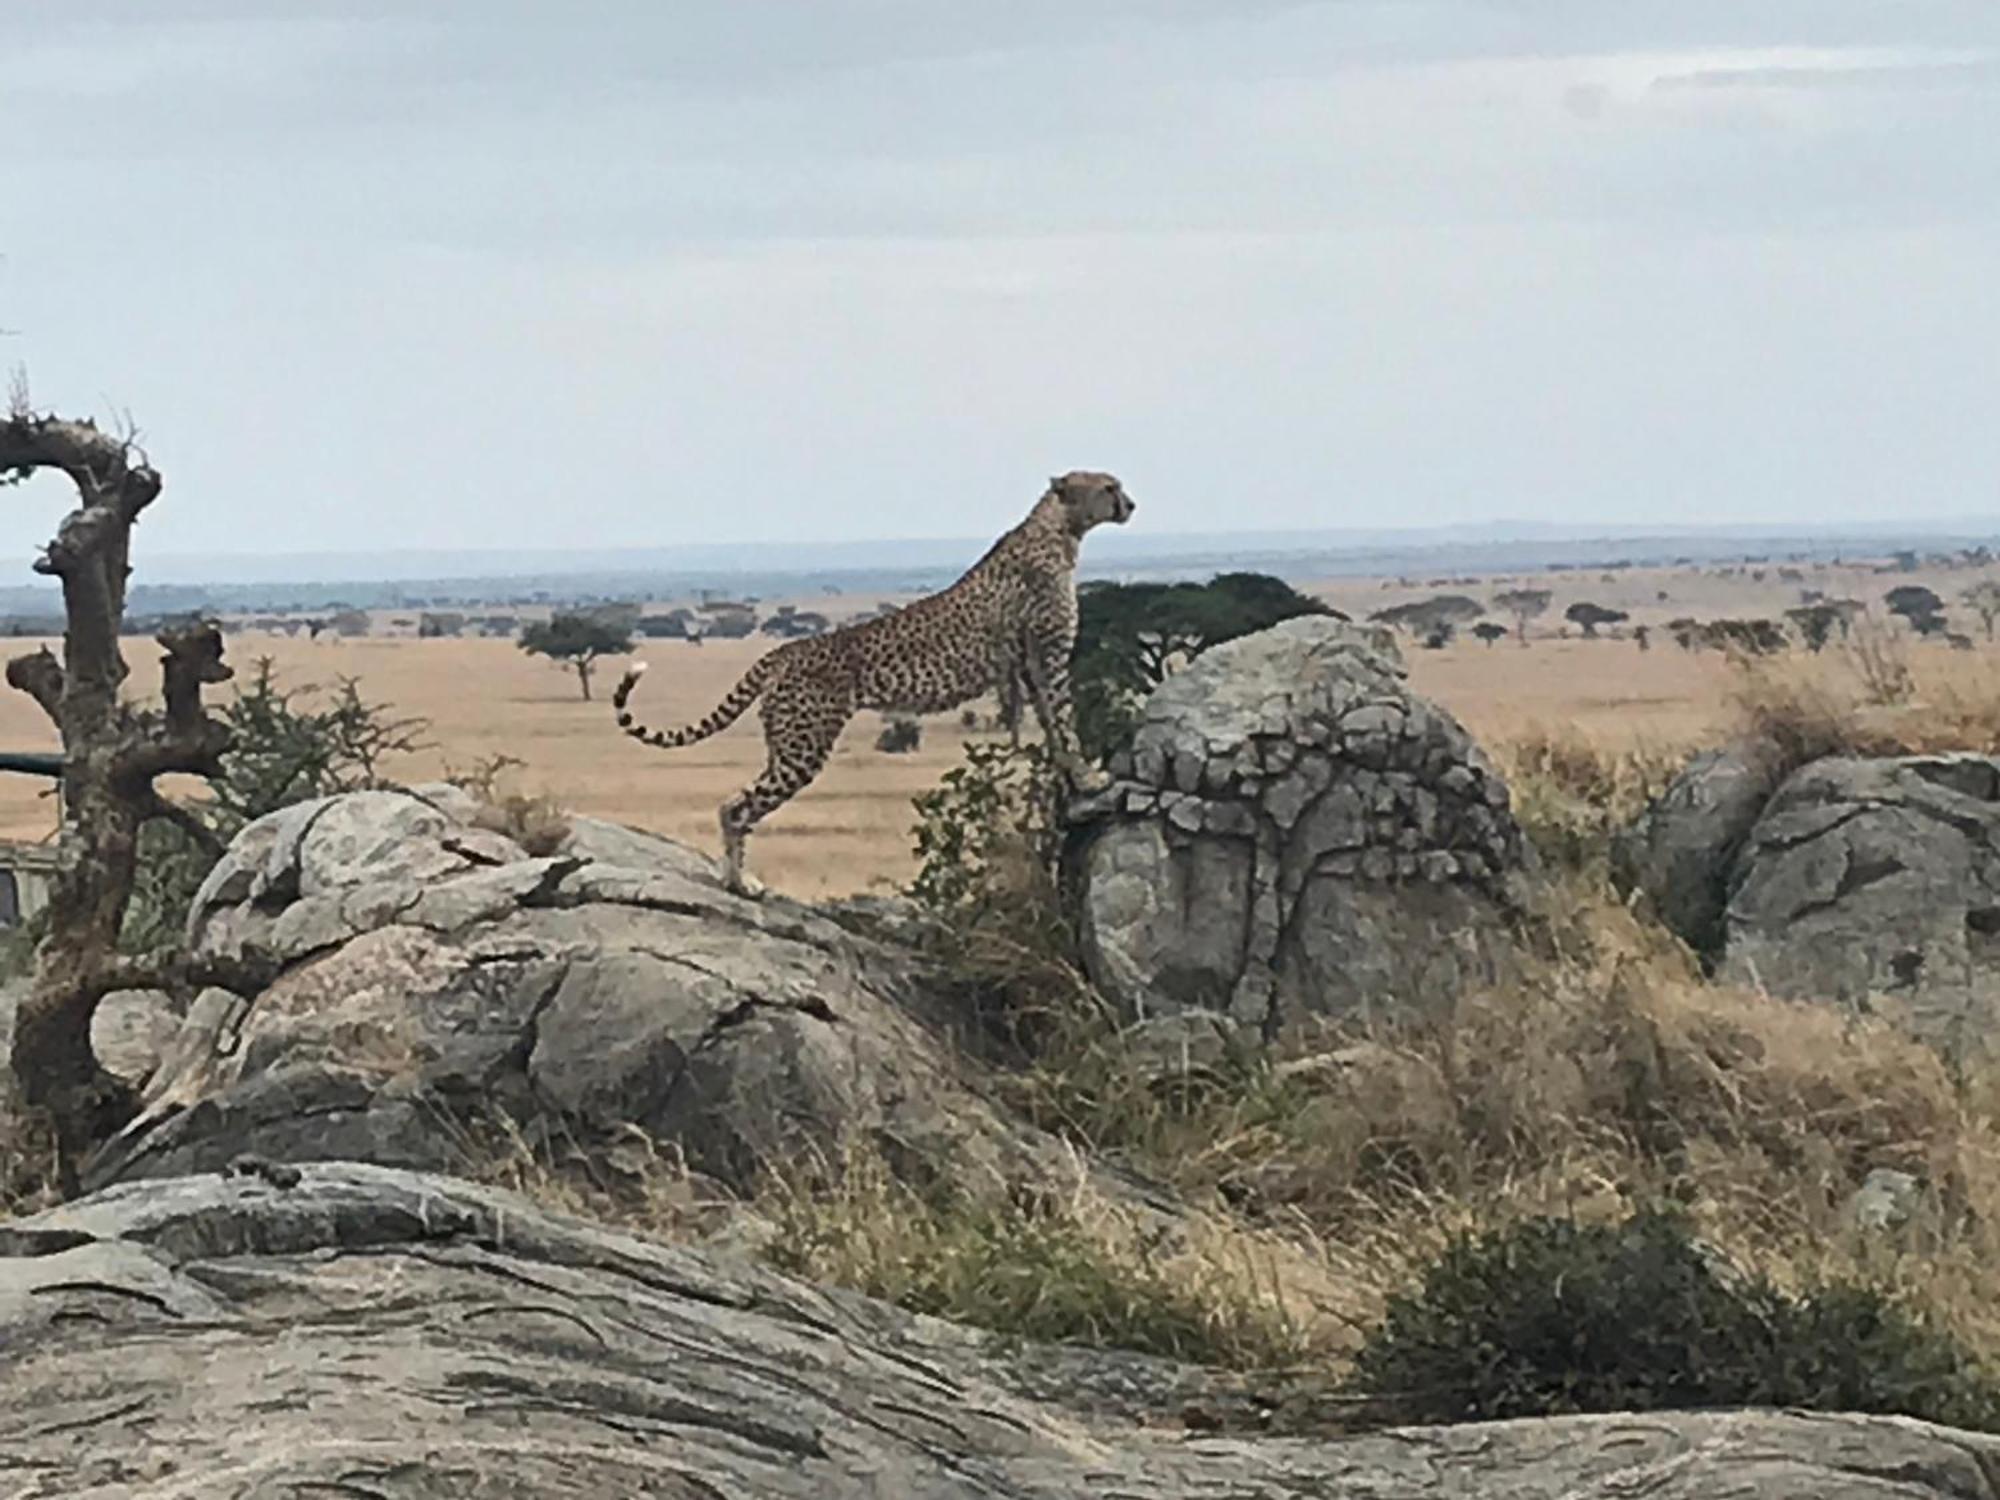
[1727, 636, 2000, 771]
[0, 633, 998, 899]
[3, 614, 1995, 899]
[964, 872, 2000, 1374]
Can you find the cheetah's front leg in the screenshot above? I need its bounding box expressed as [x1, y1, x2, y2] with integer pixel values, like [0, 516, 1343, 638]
[1020, 640, 1111, 794]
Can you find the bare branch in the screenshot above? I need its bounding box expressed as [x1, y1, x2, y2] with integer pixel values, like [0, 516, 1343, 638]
[2, 403, 235, 1179]
[5, 646, 65, 724]
[158, 620, 232, 731]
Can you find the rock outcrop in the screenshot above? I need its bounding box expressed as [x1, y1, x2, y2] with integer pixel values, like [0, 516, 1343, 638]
[1620, 748, 2000, 1049]
[1611, 745, 1777, 962]
[96, 785, 1082, 1198]
[1070, 619, 1529, 1035]
[1722, 754, 2000, 1046]
[4, 1162, 1994, 1499]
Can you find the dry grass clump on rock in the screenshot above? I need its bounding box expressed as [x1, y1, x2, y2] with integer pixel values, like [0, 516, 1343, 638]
[1494, 728, 1689, 870]
[762, 1144, 1324, 1371]
[447, 753, 573, 855]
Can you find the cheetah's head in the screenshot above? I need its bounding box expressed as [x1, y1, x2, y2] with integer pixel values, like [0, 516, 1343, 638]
[1048, 471, 1135, 536]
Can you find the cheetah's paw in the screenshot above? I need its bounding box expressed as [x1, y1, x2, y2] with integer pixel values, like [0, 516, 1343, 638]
[1070, 765, 1114, 795]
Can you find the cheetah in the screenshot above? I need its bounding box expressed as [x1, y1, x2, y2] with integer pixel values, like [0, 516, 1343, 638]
[613, 471, 1136, 894]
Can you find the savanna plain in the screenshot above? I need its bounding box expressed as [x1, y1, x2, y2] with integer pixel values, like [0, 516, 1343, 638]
[1, 556, 1947, 896]
[14, 550, 2000, 1433]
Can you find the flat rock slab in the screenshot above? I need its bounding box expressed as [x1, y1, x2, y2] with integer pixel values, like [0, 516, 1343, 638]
[3, 1163, 1995, 1498]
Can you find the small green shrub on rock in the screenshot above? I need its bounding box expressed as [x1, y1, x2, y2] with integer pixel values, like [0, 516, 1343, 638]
[909, 740, 1062, 919]
[1350, 1211, 2000, 1431]
[907, 741, 1106, 1057]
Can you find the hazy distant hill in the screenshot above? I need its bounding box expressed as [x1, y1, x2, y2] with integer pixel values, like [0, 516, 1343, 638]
[2, 519, 1998, 618]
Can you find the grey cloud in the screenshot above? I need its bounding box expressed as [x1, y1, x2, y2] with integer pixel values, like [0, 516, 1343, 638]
[1, 2, 1997, 557]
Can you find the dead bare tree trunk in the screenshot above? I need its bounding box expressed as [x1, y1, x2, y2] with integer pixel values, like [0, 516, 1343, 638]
[1, 406, 233, 1178]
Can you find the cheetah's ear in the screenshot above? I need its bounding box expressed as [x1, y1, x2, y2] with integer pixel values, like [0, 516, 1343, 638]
[1048, 475, 1063, 494]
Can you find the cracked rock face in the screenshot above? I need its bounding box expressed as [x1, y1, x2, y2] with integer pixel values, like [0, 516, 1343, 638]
[4, 1163, 1996, 1498]
[1721, 754, 2000, 1044]
[1070, 619, 1529, 1034]
[102, 786, 1073, 1195]
[1611, 746, 1778, 965]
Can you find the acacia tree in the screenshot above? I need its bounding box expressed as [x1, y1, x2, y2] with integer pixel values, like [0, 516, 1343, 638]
[1885, 584, 1946, 635]
[1072, 571, 1337, 757]
[0, 404, 239, 1172]
[1963, 580, 2000, 640]
[1785, 602, 1845, 653]
[1492, 587, 1552, 645]
[1472, 621, 1508, 648]
[1370, 594, 1484, 636]
[519, 611, 633, 699]
[1563, 601, 1629, 639]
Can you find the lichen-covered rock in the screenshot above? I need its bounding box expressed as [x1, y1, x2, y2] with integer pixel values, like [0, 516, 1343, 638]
[1072, 619, 1529, 1034]
[1721, 754, 2000, 1047]
[100, 787, 1093, 1199]
[2, 1163, 1994, 1498]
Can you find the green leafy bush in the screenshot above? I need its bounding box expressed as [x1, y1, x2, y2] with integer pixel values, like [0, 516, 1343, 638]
[875, 715, 922, 753]
[1350, 1212, 2000, 1430]
[909, 740, 1063, 921]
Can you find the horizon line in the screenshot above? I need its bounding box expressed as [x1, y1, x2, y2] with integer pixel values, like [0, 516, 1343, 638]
[137, 514, 2000, 566]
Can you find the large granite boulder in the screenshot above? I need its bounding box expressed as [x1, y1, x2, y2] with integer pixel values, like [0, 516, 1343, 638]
[1070, 619, 1529, 1035]
[4, 1162, 1994, 1498]
[1611, 745, 1777, 963]
[1721, 754, 2000, 1045]
[94, 785, 1090, 1197]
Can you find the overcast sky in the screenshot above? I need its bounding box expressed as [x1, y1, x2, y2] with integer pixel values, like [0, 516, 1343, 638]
[4, 2, 1998, 560]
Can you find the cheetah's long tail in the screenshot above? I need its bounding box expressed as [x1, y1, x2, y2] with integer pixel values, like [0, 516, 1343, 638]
[613, 656, 775, 750]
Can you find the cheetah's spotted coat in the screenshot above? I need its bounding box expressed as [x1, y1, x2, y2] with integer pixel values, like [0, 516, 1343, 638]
[613, 471, 1135, 893]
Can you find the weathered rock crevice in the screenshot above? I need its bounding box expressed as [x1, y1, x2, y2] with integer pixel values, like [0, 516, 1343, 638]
[1622, 750, 2000, 1049]
[50, 785, 1140, 1213]
[1070, 619, 1531, 1035]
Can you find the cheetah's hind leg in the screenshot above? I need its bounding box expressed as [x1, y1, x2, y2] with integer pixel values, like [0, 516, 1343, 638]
[716, 684, 844, 897]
